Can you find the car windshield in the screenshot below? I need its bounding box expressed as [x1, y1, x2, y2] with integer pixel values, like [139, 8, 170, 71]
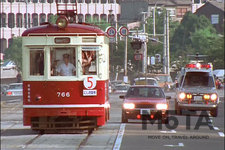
[9, 84, 22, 89]
[115, 85, 129, 90]
[183, 72, 215, 87]
[126, 87, 165, 98]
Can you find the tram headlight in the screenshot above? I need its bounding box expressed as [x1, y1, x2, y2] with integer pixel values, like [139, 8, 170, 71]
[123, 103, 135, 109]
[56, 16, 68, 29]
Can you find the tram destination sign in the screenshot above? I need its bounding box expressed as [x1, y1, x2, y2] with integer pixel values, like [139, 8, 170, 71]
[83, 90, 97, 96]
[54, 37, 70, 44]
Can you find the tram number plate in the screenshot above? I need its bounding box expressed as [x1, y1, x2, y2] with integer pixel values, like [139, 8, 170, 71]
[140, 109, 151, 115]
[194, 96, 202, 101]
[83, 90, 97, 96]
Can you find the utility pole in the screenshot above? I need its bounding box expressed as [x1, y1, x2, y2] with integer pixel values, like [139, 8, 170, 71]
[163, 12, 167, 74]
[142, 12, 148, 74]
[166, 10, 170, 75]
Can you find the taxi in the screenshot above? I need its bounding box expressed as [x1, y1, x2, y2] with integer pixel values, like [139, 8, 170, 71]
[120, 85, 171, 123]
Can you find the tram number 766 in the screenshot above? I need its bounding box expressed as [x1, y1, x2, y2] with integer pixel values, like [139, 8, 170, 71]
[57, 92, 70, 98]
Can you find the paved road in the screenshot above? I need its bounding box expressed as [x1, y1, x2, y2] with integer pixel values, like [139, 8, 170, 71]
[1, 90, 224, 150]
[119, 91, 224, 150]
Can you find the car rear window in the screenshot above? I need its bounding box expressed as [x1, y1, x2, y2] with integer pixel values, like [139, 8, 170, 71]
[126, 87, 165, 98]
[9, 84, 22, 89]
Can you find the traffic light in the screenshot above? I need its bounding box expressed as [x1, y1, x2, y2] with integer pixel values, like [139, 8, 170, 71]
[130, 40, 143, 50]
[155, 54, 161, 63]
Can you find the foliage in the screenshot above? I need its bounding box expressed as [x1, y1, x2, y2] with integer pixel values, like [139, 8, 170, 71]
[4, 37, 22, 71]
[171, 12, 224, 69]
[48, 15, 58, 24]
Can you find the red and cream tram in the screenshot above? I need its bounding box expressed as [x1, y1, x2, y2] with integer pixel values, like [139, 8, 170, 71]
[22, 11, 110, 130]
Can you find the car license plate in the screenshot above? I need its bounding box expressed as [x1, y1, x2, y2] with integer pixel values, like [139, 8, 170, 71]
[194, 96, 202, 101]
[140, 109, 151, 115]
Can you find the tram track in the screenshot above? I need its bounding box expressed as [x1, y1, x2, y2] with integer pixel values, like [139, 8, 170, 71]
[77, 129, 93, 150]
[19, 133, 43, 149]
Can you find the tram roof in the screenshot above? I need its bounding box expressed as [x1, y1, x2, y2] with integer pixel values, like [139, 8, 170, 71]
[22, 23, 107, 37]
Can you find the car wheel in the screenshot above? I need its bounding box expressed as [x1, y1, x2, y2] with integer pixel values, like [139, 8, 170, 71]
[210, 107, 218, 117]
[121, 110, 128, 123]
[175, 100, 182, 115]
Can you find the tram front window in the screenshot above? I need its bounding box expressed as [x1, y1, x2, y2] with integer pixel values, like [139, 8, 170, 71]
[50, 47, 76, 76]
[30, 50, 44, 76]
[82, 50, 97, 75]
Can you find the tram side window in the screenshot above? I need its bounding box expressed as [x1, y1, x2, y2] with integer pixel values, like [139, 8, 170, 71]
[82, 50, 97, 75]
[30, 50, 44, 76]
[50, 47, 76, 76]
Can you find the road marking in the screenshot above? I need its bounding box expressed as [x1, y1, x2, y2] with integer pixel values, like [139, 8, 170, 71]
[113, 123, 126, 150]
[164, 143, 184, 147]
[218, 132, 224, 137]
[213, 127, 220, 130]
[160, 130, 176, 134]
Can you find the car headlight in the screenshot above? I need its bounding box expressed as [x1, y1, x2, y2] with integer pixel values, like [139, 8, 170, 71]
[186, 94, 192, 99]
[210, 93, 218, 101]
[203, 94, 210, 100]
[156, 104, 168, 110]
[178, 92, 186, 100]
[123, 103, 135, 109]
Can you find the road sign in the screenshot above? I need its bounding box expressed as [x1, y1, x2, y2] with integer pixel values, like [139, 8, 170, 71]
[105, 26, 116, 37]
[134, 53, 143, 61]
[119, 26, 129, 36]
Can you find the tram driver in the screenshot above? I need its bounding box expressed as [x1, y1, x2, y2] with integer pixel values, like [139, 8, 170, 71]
[56, 54, 76, 76]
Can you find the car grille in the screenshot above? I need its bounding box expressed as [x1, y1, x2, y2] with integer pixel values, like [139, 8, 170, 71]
[135, 104, 155, 108]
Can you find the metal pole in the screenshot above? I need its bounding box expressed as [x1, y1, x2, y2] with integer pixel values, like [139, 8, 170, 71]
[115, 20, 118, 51]
[124, 35, 128, 77]
[142, 12, 147, 74]
[166, 10, 170, 75]
[153, 8, 155, 36]
[163, 12, 167, 74]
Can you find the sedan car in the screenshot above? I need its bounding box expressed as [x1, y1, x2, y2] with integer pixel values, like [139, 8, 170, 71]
[113, 84, 130, 94]
[6, 83, 23, 96]
[120, 85, 171, 123]
[134, 77, 158, 86]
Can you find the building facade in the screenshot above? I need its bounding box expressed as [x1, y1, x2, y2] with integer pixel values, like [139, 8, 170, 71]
[0, 0, 121, 52]
[195, 0, 224, 34]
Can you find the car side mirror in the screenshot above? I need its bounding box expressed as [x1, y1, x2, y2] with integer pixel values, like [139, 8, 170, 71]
[166, 96, 171, 100]
[119, 95, 125, 99]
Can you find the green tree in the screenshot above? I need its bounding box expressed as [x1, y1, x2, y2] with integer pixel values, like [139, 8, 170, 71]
[4, 37, 22, 71]
[171, 12, 216, 53]
[170, 12, 224, 69]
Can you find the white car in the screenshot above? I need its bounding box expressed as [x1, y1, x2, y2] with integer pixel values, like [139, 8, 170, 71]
[213, 69, 224, 81]
[113, 84, 130, 94]
[6, 83, 23, 96]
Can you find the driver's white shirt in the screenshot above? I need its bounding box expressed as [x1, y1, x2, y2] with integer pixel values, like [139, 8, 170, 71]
[56, 63, 76, 76]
